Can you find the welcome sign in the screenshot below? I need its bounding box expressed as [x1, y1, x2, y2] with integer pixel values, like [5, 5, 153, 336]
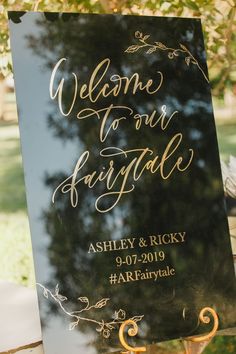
[9, 12, 236, 353]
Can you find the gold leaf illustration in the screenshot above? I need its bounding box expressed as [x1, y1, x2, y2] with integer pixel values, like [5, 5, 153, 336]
[37, 283, 144, 340]
[78, 296, 89, 303]
[185, 57, 191, 66]
[103, 329, 111, 338]
[94, 298, 110, 309]
[114, 309, 126, 320]
[125, 31, 209, 83]
[146, 47, 156, 54]
[96, 326, 103, 333]
[43, 288, 48, 298]
[155, 42, 167, 49]
[125, 45, 140, 53]
[106, 323, 115, 330]
[130, 315, 144, 322]
[55, 284, 59, 295]
[180, 43, 188, 51]
[57, 294, 67, 302]
[143, 34, 150, 41]
[69, 321, 78, 330]
[96, 320, 104, 332]
[135, 31, 142, 38]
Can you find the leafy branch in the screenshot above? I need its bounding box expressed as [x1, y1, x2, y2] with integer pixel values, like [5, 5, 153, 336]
[125, 31, 209, 83]
[37, 283, 144, 338]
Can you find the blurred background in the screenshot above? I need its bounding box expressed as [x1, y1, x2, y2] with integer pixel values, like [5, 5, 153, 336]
[0, 0, 236, 353]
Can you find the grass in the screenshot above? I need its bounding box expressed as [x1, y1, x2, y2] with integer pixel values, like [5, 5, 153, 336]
[0, 122, 35, 287]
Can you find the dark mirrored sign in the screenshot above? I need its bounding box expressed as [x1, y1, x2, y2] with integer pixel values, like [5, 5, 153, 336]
[9, 11, 236, 353]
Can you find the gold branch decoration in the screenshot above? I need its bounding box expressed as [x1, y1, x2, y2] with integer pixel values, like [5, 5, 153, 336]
[125, 31, 209, 83]
[37, 283, 144, 339]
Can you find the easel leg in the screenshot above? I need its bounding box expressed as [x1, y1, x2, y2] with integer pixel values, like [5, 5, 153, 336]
[184, 338, 212, 354]
[183, 307, 219, 354]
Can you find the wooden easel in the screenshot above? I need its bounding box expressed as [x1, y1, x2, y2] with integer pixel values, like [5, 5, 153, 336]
[119, 307, 219, 354]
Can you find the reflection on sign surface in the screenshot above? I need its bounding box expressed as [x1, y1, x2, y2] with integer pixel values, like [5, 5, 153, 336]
[9, 12, 236, 353]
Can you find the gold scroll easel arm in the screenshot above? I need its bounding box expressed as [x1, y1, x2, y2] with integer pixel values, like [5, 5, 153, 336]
[187, 307, 219, 343]
[119, 319, 146, 354]
[119, 307, 219, 354]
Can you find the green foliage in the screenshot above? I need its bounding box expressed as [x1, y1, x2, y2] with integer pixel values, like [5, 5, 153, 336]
[205, 336, 236, 354]
[0, 211, 35, 286]
[216, 122, 236, 161]
[0, 0, 235, 97]
[0, 122, 34, 286]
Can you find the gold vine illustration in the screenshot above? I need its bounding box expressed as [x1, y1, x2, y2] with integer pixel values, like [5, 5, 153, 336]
[125, 31, 209, 83]
[37, 283, 144, 338]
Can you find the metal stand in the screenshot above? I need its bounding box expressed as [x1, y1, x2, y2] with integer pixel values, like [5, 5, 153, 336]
[119, 319, 146, 354]
[183, 307, 219, 354]
[119, 307, 219, 354]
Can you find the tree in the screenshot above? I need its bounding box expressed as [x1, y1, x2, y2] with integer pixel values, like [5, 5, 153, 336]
[0, 0, 236, 97]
